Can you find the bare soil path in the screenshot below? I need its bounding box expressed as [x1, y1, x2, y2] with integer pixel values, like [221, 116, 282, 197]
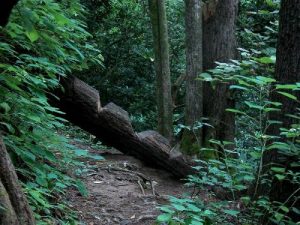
[66, 142, 191, 225]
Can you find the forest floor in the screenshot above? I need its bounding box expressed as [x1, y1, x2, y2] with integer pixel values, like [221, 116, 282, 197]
[66, 139, 196, 225]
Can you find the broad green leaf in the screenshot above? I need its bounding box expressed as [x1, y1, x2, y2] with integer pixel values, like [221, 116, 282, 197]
[256, 57, 275, 64]
[279, 205, 290, 213]
[256, 76, 276, 83]
[25, 27, 39, 42]
[245, 101, 264, 110]
[157, 213, 172, 222]
[226, 108, 246, 115]
[277, 91, 297, 100]
[173, 203, 186, 211]
[229, 85, 249, 91]
[271, 167, 285, 173]
[223, 209, 239, 217]
[200, 73, 213, 81]
[276, 84, 298, 90]
[74, 149, 88, 156]
[275, 174, 286, 181]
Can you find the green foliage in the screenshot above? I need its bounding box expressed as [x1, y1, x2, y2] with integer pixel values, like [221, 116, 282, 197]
[156, 196, 215, 225]
[0, 0, 102, 223]
[79, 0, 186, 131]
[158, 1, 299, 224]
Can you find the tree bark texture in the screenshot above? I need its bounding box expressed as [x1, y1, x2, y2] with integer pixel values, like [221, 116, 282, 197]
[0, 137, 35, 225]
[184, 0, 203, 128]
[54, 76, 195, 178]
[148, 0, 173, 141]
[202, 0, 239, 147]
[264, 1, 300, 222]
[181, 0, 203, 154]
[270, 0, 300, 134]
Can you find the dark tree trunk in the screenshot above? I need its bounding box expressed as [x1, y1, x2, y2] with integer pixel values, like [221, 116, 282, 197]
[0, 180, 19, 225]
[184, 0, 203, 128]
[202, 0, 239, 148]
[181, 0, 203, 154]
[54, 76, 195, 178]
[148, 0, 173, 141]
[0, 0, 19, 27]
[264, 0, 300, 223]
[0, 137, 35, 225]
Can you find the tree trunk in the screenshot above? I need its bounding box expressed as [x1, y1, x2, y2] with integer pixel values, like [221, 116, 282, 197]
[202, 0, 238, 148]
[0, 180, 19, 225]
[0, 136, 35, 225]
[148, 0, 173, 142]
[181, 0, 203, 154]
[54, 76, 195, 178]
[0, 0, 19, 27]
[264, 0, 300, 222]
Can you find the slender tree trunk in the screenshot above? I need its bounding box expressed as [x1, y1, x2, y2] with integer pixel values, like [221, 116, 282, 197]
[0, 136, 35, 225]
[148, 0, 173, 141]
[181, 0, 203, 154]
[202, 0, 239, 148]
[264, 1, 300, 222]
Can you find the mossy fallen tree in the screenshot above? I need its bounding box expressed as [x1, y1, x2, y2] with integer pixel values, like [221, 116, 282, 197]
[54, 76, 195, 178]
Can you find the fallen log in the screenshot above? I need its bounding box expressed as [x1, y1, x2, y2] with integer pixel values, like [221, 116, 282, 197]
[55, 76, 195, 178]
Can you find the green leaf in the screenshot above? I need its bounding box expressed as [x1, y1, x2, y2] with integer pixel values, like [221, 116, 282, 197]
[28, 115, 41, 123]
[159, 206, 175, 214]
[200, 73, 213, 81]
[271, 167, 286, 173]
[279, 205, 289, 213]
[256, 76, 276, 83]
[277, 91, 297, 100]
[74, 149, 88, 156]
[0, 102, 11, 113]
[157, 213, 172, 222]
[54, 13, 70, 25]
[76, 180, 88, 197]
[256, 57, 275, 64]
[226, 108, 246, 115]
[245, 101, 264, 110]
[223, 209, 239, 217]
[276, 84, 298, 90]
[186, 203, 201, 212]
[25, 27, 39, 42]
[173, 203, 186, 211]
[274, 212, 284, 221]
[229, 85, 249, 91]
[275, 174, 285, 181]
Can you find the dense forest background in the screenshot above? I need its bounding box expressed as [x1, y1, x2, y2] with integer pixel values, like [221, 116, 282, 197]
[0, 0, 299, 225]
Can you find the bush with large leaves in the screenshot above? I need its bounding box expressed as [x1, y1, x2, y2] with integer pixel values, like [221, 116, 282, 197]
[0, 0, 102, 223]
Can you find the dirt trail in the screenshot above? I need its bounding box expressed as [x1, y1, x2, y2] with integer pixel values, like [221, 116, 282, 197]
[66, 143, 191, 225]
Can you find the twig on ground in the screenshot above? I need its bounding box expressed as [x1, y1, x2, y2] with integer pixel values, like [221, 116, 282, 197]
[137, 180, 145, 195]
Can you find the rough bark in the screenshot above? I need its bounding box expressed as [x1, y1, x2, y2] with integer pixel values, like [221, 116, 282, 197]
[181, 0, 203, 154]
[148, 0, 173, 141]
[264, 1, 300, 222]
[0, 180, 19, 225]
[55, 76, 194, 178]
[202, 0, 238, 147]
[0, 137, 35, 225]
